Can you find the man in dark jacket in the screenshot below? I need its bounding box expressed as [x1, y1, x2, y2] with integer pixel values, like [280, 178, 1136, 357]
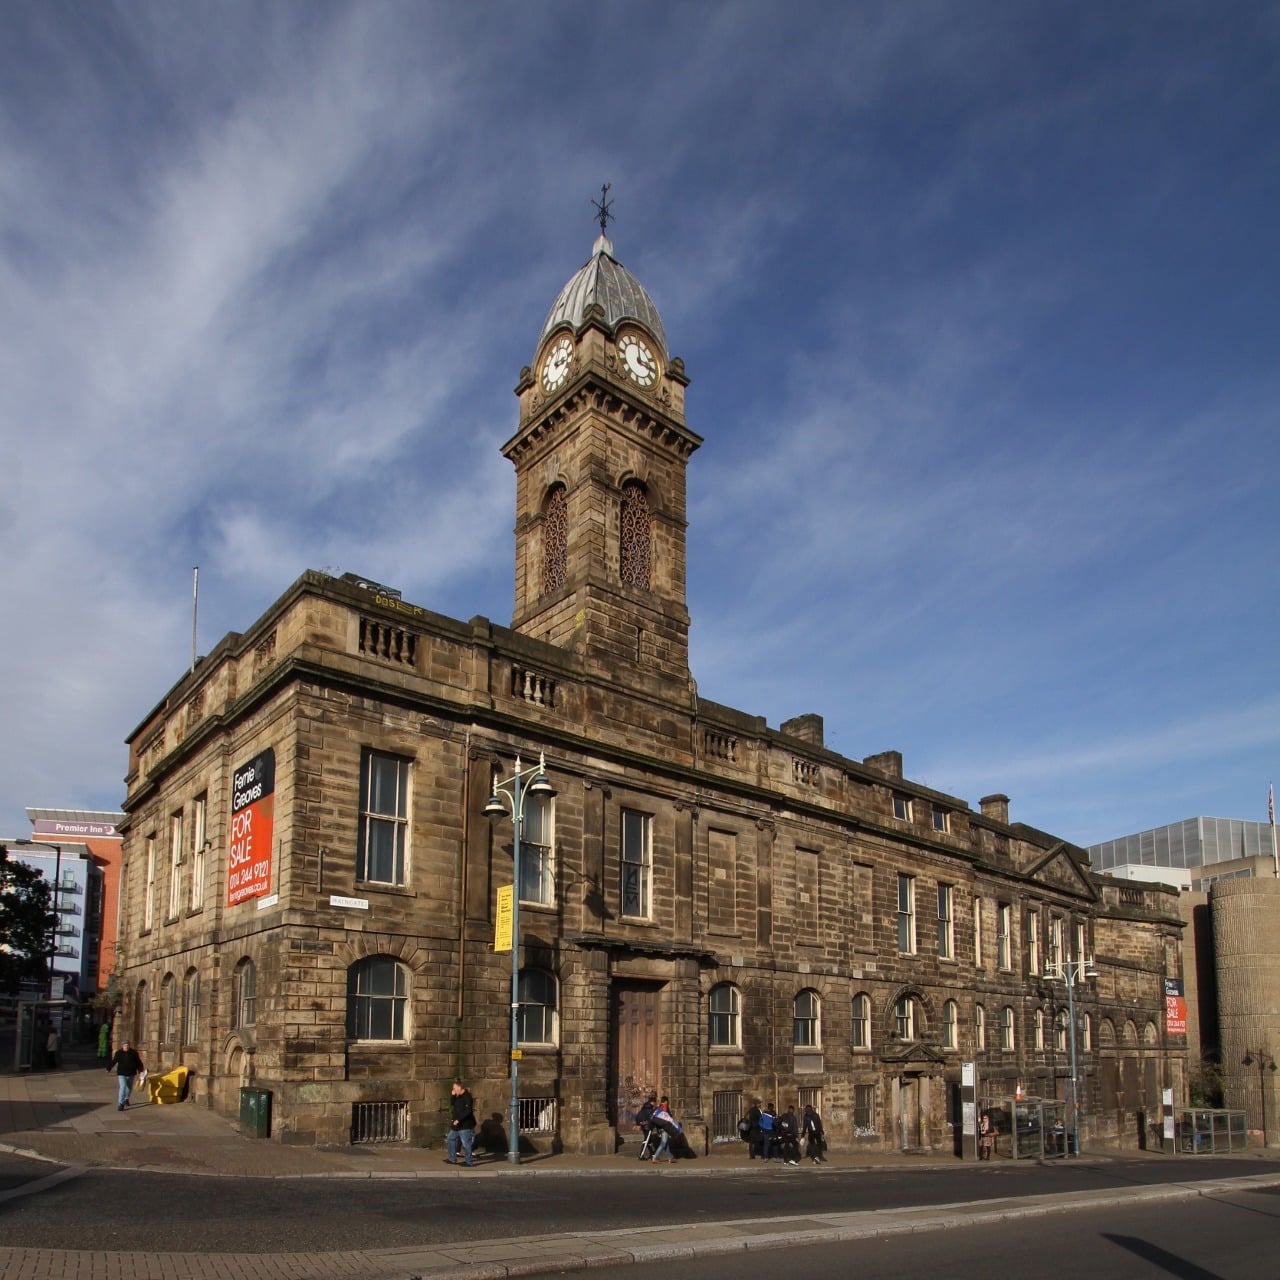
[635, 1091, 658, 1159]
[106, 1040, 144, 1111]
[446, 1080, 477, 1165]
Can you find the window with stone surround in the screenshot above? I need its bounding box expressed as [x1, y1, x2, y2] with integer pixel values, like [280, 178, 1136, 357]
[973, 897, 984, 968]
[190, 792, 207, 911]
[793, 989, 821, 1048]
[894, 994, 916, 1042]
[134, 980, 149, 1045]
[943, 999, 958, 1049]
[619, 480, 651, 590]
[931, 803, 949, 832]
[520, 793, 554, 907]
[997, 902, 1012, 970]
[1001, 1005, 1015, 1051]
[232, 958, 256, 1029]
[183, 967, 200, 1046]
[358, 749, 410, 886]
[892, 793, 912, 822]
[852, 993, 871, 1050]
[709, 983, 740, 1048]
[160, 972, 177, 1044]
[167, 810, 183, 920]
[144, 833, 156, 931]
[1027, 908, 1040, 977]
[853, 1083, 876, 1133]
[936, 883, 954, 959]
[975, 1003, 986, 1050]
[346, 956, 409, 1041]
[1054, 1007, 1068, 1053]
[541, 484, 567, 595]
[518, 968, 557, 1045]
[621, 809, 651, 919]
[897, 873, 916, 954]
[1034, 1007, 1046, 1050]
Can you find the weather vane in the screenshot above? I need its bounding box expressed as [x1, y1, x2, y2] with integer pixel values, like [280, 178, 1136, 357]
[592, 183, 614, 237]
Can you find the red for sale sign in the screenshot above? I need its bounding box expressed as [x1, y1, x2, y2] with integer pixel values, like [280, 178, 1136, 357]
[227, 747, 275, 907]
[1165, 977, 1187, 1037]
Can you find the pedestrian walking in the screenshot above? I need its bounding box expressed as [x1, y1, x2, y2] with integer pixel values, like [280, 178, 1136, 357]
[803, 1103, 826, 1163]
[649, 1096, 681, 1164]
[106, 1039, 145, 1110]
[445, 1080, 477, 1166]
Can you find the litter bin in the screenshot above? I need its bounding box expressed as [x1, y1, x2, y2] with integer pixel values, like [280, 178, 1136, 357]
[239, 1086, 272, 1138]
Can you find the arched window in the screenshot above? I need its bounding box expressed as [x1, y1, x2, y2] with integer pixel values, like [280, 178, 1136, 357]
[975, 1003, 986, 1051]
[160, 972, 177, 1045]
[793, 989, 821, 1048]
[894, 995, 916, 1041]
[347, 957, 409, 1041]
[942, 999, 958, 1050]
[183, 968, 200, 1046]
[709, 983, 740, 1048]
[232, 958, 256, 1029]
[1083, 1012, 1093, 1051]
[134, 980, 149, 1045]
[852, 993, 871, 1050]
[1144, 1020, 1158, 1046]
[1001, 1006, 1015, 1051]
[619, 480, 651, 589]
[541, 484, 568, 595]
[518, 968, 557, 1045]
[1034, 1007, 1045, 1051]
[1054, 1008, 1068, 1053]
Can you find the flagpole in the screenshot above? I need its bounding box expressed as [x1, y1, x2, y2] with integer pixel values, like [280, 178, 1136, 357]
[1269, 782, 1277, 879]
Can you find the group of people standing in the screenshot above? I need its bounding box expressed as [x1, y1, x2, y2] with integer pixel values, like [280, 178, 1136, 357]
[742, 1101, 826, 1165]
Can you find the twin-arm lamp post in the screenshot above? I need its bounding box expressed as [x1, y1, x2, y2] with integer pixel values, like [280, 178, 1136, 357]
[483, 752, 555, 1165]
[1242, 1048, 1277, 1147]
[1042, 954, 1096, 1156]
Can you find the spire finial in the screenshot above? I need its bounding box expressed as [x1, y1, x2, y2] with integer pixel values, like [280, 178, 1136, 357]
[591, 182, 614, 238]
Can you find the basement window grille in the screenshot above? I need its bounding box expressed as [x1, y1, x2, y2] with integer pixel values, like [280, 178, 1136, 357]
[711, 1090, 744, 1144]
[351, 1101, 409, 1144]
[519, 1096, 556, 1133]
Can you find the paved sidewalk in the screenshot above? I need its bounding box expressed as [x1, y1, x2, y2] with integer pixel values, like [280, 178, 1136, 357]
[5, 1060, 1280, 1280]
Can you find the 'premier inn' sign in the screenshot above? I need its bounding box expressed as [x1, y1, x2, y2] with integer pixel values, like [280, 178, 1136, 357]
[228, 747, 275, 907]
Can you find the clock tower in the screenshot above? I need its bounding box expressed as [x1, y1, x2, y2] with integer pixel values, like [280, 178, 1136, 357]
[505, 233, 700, 689]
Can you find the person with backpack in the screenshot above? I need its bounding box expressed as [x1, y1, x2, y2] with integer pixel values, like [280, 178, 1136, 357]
[803, 1103, 826, 1164]
[758, 1103, 777, 1161]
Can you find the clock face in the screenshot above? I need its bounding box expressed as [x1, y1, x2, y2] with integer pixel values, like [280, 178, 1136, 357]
[619, 335, 658, 388]
[541, 336, 573, 392]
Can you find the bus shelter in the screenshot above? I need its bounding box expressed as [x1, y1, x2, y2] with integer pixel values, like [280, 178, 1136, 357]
[990, 1097, 1069, 1159]
[1178, 1109, 1247, 1154]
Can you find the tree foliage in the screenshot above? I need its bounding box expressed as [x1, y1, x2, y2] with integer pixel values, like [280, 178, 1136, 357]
[0, 849, 54, 994]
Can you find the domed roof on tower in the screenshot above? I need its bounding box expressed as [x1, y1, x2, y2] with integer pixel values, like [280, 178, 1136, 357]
[539, 234, 668, 359]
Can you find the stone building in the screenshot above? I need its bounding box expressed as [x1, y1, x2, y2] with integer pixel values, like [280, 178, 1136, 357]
[115, 232, 1185, 1152]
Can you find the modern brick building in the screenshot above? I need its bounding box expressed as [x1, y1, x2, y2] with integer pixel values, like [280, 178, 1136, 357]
[114, 232, 1186, 1152]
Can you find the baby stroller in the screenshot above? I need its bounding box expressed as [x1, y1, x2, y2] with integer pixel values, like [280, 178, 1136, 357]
[638, 1122, 659, 1160]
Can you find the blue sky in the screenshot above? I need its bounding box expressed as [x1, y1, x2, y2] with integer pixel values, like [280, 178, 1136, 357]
[1, 1, 1276, 849]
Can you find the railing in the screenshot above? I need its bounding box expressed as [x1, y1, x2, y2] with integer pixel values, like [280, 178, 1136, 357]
[512, 665, 556, 708]
[350, 1101, 409, 1144]
[519, 1096, 556, 1133]
[359, 617, 419, 667]
[712, 1090, 744, 1143]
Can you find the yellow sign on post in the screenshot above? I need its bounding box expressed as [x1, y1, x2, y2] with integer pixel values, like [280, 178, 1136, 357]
[495, 883, 513, 952]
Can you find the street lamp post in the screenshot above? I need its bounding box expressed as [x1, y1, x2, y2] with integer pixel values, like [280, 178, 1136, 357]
[1242, 1048, 1277, 1147]
[483, 752, 555, 1166]
[1043, 954, 1096, 1156]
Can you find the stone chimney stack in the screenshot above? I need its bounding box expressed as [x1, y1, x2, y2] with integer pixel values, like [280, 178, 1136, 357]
[980, 794, 1010, 824]
[780, 714, 824, 747]
[863, 750, 904, 779]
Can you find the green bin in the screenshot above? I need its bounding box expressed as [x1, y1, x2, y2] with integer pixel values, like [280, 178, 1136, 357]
[239, 1086, 272, 1138]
